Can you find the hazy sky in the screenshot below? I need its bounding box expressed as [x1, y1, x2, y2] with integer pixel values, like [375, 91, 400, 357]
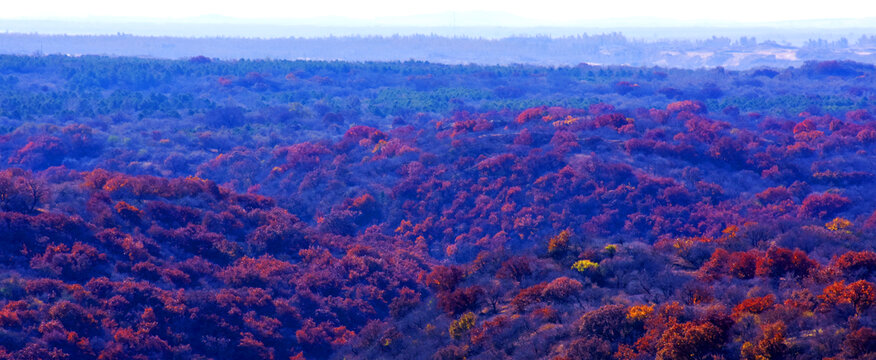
[3, 0, 874, 25]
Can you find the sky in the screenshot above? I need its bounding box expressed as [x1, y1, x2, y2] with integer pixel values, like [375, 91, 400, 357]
[3, 0, 875, 25]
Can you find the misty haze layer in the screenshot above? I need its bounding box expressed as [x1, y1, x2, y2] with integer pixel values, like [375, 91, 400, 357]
[2, 31, 876, 69]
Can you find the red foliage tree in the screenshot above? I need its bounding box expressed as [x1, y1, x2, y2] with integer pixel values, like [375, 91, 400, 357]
[842, 326, 876, 359]
[818, 280, 876, 313]
[9, 135, 70, 168]
[424, 265, 464, 292]
[666, 100, 706, 114]
[755, 186, 793, 204]
[741, 322, 789, 360]
[833, 250, 876, 277]
[0, 168, 47, 213]
[437, 286, 484, 315]
[755, 246, 818, 278]
[700, 249, 758, 280]
[576, 304, 629, 340]
[219, 256, 295, 288]
[30, 242, 106, 279]
[655, 321, 725, 360]
[566, 337, 613, 360]
[800, 192, 851, 218]
[516, 106, 547, 124]
[541, 276, 583, 304]
[511, 283, 548, 312]
[389, 287, 421, 318]
[732, 295, 775, 318]
[496, 256, 533, 282]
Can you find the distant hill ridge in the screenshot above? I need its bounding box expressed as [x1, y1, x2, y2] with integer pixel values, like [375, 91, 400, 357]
[1, 31, 876, 69]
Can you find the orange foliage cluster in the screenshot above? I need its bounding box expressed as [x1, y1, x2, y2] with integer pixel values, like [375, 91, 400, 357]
[818, 280, 876, 313]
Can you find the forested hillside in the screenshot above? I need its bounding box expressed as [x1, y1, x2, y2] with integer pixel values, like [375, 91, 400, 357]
[0, 55, 875, 359]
